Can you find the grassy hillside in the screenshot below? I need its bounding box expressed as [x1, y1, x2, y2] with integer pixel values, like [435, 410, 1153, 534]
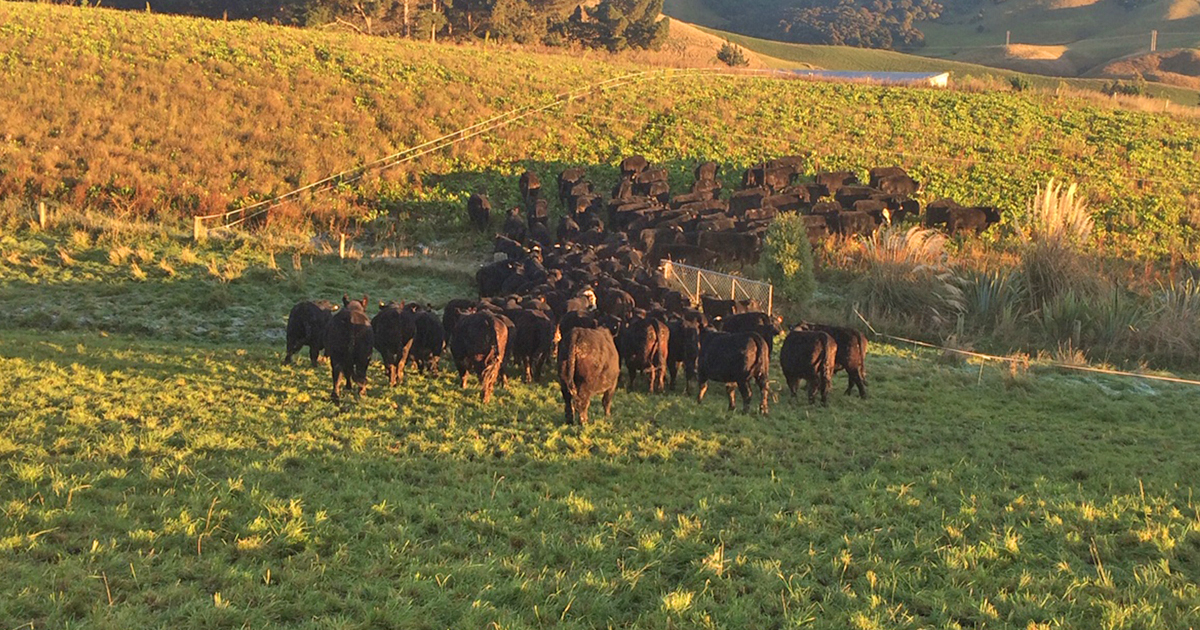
[2, 234, 1199, 628]
[689, 23, 1200, 104]
[3, 3, 1200, 263]
[666, 0, 1200, 82]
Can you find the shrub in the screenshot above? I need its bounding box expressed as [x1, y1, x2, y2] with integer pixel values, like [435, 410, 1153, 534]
[716, 42, 750, 67]
[1008, 75, 1031, 92]
[759, 213, 817, 306]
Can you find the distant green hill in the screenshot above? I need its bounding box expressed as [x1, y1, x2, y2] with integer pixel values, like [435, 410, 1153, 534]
[665, 0, 1200, 86]
[688, 23, 1200, 104]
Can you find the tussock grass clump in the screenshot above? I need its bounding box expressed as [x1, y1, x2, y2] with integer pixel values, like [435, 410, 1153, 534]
[851, 226, 965, 329]
[1016, 179, 1099, 305]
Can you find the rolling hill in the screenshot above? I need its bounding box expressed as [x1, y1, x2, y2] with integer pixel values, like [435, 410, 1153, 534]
[664, 0, 1200, 86]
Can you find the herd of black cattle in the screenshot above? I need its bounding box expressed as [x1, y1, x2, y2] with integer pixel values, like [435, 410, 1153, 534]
[284, 156, 995, 421]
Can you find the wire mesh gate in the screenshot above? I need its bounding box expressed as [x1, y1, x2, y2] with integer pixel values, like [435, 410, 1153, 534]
[661, 260, 774, 315]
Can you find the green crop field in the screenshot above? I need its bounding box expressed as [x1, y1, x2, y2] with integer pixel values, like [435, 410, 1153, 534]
[2, 234, 1200, 629]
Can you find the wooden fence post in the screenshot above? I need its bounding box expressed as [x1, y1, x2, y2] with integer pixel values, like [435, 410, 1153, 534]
[339, 233, 347, 260]
[193, 216, 206, 241]
[37, 201, 47, 230]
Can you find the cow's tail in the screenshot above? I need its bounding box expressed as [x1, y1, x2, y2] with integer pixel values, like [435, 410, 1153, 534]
[754, 335, 770, 378]
[563, 334, 580, 399]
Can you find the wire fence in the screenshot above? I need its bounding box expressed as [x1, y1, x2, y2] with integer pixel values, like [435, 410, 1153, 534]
[661, 260, 774, 315]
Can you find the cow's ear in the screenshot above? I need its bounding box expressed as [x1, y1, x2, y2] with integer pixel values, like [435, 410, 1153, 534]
[361, 294, 369, 308]
[343, 293, 350, 306]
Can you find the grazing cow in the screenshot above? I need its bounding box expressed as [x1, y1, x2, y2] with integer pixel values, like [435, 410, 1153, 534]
[620, 314, 670, 392]
[813, 171, 859, 194]
[325, 295, 373, 403]
[558, 327, 621, 425]
[507, 309, 555, 383]
[283, 299, 338, 366]
[493, 235, 526, 260]
[667, 316, 701, 393]
[701, 295, 753, 321]
[468, 193, 491, 230]
[519, 170, 541, 205]
[451, 311, 509, 403]
[406, 307, 446, 375]
[875, 174, 920, 197]
[946, 206, 1002, 235]
[868, 166, 910, 188]
[372, 301, 416, 387]
[694, 161, 719, 182]
[696, 331, 770, 415]
[558, 167, 586, 205]
[697, 232, 760, 266]
[796, 323, 868, 398]
[780, 329, 837, 405]
[924, 198, 960, 227]
[830, 210, 879, 238]
[719, 311, 784, 355]
[502, 207, 527, 243]
[621, 155, 650, 178]
[527, 221, 553, 248]
[528, 198, 550, 226]
[742, 165, 793, 191]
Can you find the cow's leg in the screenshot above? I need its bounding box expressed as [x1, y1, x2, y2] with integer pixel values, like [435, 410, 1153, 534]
[458, 362, 469, 389]
[396, 341, 412, 384]
[284, 337, 303, 365]
[806, 378, 817, 405]
[757, 375, 769, 415]
[355, 359, 368, 397]
[561, 383, 575, 424]
[602, 387, 615, 418]
[696, 379, 708, 404]
[848, 368, 867, 398]
[578, 397, 591, 425]
[787, 376, 798, 398]
[667, 361, 678, 391]
[726, 383, 738, 412]
[330, 363, 342, 403]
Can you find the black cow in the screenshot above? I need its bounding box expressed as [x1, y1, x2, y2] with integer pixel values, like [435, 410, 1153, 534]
[796, 323, 868, 398]
[468, 193, 491, 230]
[924, 198, 961, 227]
[621, 155, 650, 178]
[283, 299, 338, 366]
[503, 207, 527, 243]
[813, 171, 859, 195]
[719, 311, 783, 355]
[780, 329, 837, 405]
[442, 299, 476, 347]
[558, 327, 621, 425]
[667, 317, 701, 393]
[451, 311, 509, 403]
[697, 331, 770, 415]
[874, 174, 920, 197]
[700, 295, 753, 320]
[830, 211, 879, 237]
[372, 301, 415, 387]
[694, 161, 719, 182]
[620, 314, 670, 392]
[519, 170, 541, 206]
[528, 198, 550, 226]
[558, 167, 586, 205]
[946, 206, 1002, 235]
[868, 166, 909, 188]
[325, 295, 373, 403]
[507, 309, 555, 383]
[406, 307, 445, 375]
